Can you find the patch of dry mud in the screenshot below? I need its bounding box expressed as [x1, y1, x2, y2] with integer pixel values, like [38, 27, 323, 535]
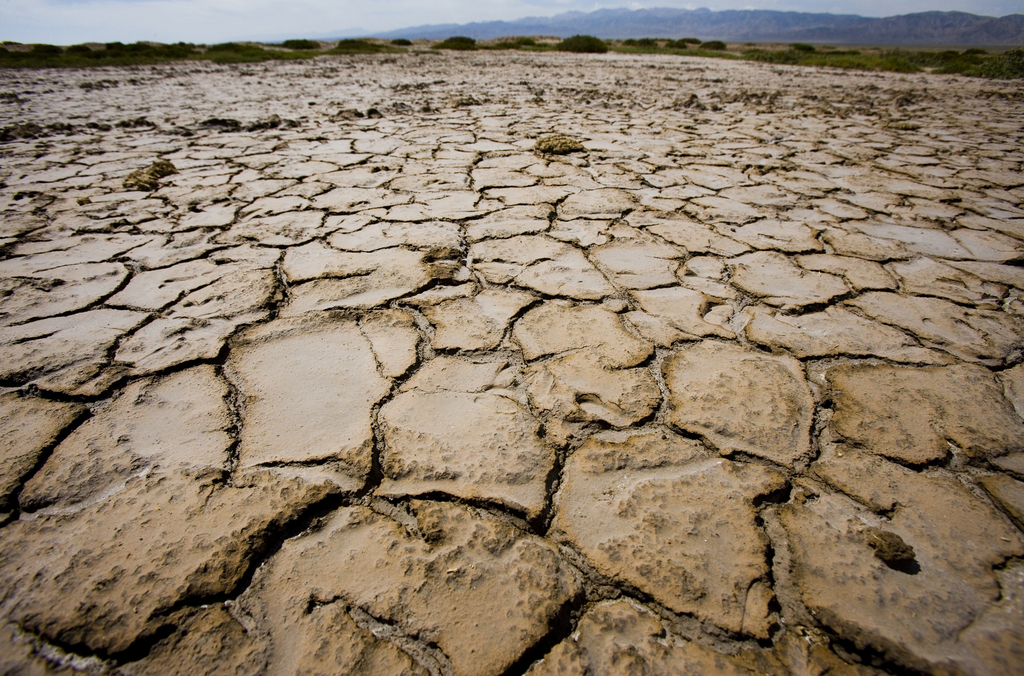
[1, 50, 1023, 675]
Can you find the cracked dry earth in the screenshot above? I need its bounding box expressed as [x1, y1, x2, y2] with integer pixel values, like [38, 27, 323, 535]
[1, 50, 1024, 676]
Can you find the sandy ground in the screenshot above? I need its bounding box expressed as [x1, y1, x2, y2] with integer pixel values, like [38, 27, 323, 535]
[1, 50, 1024, 675]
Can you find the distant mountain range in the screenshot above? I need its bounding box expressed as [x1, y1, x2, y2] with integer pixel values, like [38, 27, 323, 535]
[355, 8, 1024, 45]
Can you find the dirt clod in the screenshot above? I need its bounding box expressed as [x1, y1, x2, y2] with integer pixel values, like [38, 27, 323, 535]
[122, 159, 177, 190]
[535, 134, 584, 154]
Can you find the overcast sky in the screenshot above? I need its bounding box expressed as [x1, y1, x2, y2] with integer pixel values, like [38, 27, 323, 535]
[3, 0, 1022, 45]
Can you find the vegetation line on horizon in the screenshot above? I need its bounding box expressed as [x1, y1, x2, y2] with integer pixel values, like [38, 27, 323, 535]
[1, 36, 1021, 78]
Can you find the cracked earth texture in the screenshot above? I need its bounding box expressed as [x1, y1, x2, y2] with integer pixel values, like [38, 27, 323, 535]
[0, 50, 1023, 676]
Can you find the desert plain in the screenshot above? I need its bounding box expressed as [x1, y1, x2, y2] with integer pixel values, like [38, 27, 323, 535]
[1, 49, 1024, 675]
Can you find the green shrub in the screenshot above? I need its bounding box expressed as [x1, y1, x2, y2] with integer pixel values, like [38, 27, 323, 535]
[678, 37, 701, 44]
[66, 45, 93, 54]
[619, 37, 661, 51]
[327, 39, 398, 54]
[206, 42, 247, 53]
[965, 48, 987, 55]
[203, 42, 275, 63]
[665, 40, 689, 49]
[391, 38, 412, 46]
[876, 55, 921, 73]
[433, 36, 476, 50]
[701, 40, 727, 50]
[789, 43, 815, 52]
[556, 35, 607, 53]
[30, 44, 62, 54]
[281, 39, 319, 50]
[489, 37, 538, 50]
[975, 49, 1024, 78]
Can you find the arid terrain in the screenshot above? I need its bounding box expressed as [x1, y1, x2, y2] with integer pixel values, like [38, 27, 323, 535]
[1, 50, 1023, 675]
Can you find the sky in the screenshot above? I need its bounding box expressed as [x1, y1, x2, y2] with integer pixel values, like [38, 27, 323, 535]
[2, 0, 1023, 45]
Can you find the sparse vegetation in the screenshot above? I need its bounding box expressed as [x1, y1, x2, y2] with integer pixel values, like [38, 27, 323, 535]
[0, 37, 1019, 79]
[620, 38, 667, 52]
[557, 35, 608, 53]
[0, 38, 395, 67]
[974, 48, 1024, 78]
[740, 45, 1013, 76]
[433, 36, 477, 50]
[0, 41, 198, 67]
[488, 37, 549, 51]
[202, 42, 282, 63]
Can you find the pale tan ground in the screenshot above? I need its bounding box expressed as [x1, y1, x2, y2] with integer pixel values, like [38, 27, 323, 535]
[1, 50, 1023, 675]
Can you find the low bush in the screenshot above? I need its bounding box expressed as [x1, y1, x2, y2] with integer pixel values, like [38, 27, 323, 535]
[281, 39, 319, 50]
[790, 43, 815, 52]
[974, 48, 1024, 78]
[205, 42, 243, 52]
[203, 42, 275, 63]
[391, 38, 412, 46]
[701, 40, 727, 50]
[1, 40, 197, 66]
[876, 55, 921, 73]
[620, 38, 663, 52]
[327, 39, 399, 54]
[489, 37, 539, 50]
[433, 36, 476, 50]
[557, 35, 607, 53]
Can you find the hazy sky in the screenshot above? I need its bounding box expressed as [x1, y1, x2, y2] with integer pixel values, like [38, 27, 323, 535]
[3, 0, 1022, 45]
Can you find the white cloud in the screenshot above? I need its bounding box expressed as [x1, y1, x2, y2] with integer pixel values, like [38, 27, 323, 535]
[1, 0, 1022, 44]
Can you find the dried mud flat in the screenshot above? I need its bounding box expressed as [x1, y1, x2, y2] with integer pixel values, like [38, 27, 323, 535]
[1, 50, 1024, 675]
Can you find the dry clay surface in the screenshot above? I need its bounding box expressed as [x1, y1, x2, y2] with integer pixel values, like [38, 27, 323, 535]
[1, 50, 1024, 675]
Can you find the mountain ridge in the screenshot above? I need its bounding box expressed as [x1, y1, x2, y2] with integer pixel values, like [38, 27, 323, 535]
[342, 8, 1024, 45]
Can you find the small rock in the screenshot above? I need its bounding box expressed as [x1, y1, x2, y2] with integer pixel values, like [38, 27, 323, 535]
[863, 527, 917, 570]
